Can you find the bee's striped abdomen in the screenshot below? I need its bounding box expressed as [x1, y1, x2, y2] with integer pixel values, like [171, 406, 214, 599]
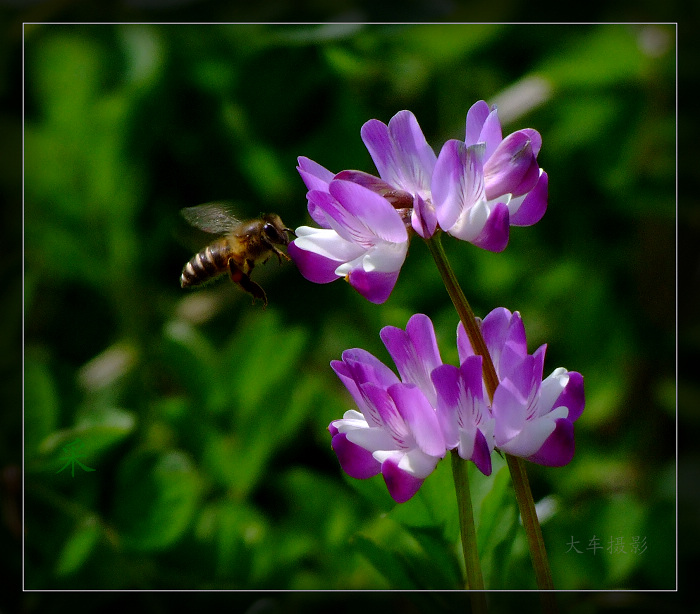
[180, 238, 232, 288]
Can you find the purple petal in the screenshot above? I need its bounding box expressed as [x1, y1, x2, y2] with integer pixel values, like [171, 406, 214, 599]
[484, 131, 540, 200]
[529, 344, 547, 393]
[554, 371, 585, 422]
[458, 310, 519, 366]
[471, 428, 493, 476]
[431, 363, 461, 448]
[432, 363, 462, 409]
[287, 241, 343, 284]
[509, 170, 548, 227]
[347, 268, 400, 304]
[306, 199, 331, 229]
[335, 170, 414, 208]
[459, 354, 485, 404]
[331, 431, 381, 479]
[332, 350, 399, 427]
[306, 189, 362, 245]
[502, 354, 538, 402]
[519, 128, 542, 157]
[331, 360, 372, 422]
[360, 119, 395, 182]
[341, 348, 401, 390]
[456, 321, 475, 361]
[465, 100, 502, 160]
[361, 382, 406, 441]
[492, 379, 528, 443]
[387, 383, 445, 457]
[380, 313, 441, 397]
[298, 157, 335, 228]
[361, 111, 436, 196]
[478, 308, 524, 371]
[381, 457, 424, 503]
[465, 100, 490, 146]
[411, 193, 437, 239]
[433, 140, 486, 232]
[470, 201, 510, 252]
[526, 418, 575, 467]
[386, 111, 437, 194]
[298, 156, 334, 189]
[328, 180, 409, 244]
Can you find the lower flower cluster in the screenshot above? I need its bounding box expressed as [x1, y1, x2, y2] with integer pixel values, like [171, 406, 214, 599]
[329, 309, 584, 503]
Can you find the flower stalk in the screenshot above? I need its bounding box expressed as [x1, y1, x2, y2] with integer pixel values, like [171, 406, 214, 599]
[427, 232, 557, 610]
[506, 454, 558, 613]
[451, 450, 487, 613]
[425, 233, 499, 400]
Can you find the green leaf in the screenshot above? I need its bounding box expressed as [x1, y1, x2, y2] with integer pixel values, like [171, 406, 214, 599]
[597, 494, 648, 584]
[113, 450, 201, 551]
[538, 25, 645, 89]
[401, 23, 502, 62]
[475, 464, 519, 589]
[476, 464, 514, 550]
[408, 525, 462, 589]
[55, 515, 101, 577]
[162, 319, 223, 411]
[356, 516, 462, 589]
[29, 32, 104, 125]
[352, 533, 416, 589]
[276, 467, 363, 549]
[196, 501, 267, 581]
[37, 407, 136, 475]
[24, 352, 60, 458]
[390, 455, 458, 539]
[222, 310, 307, 418]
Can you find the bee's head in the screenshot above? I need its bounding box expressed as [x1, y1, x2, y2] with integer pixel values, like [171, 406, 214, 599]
[262, 214, 295, 246]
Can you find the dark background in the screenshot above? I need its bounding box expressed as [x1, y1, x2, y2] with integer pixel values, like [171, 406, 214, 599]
[1, 1, 693, 612]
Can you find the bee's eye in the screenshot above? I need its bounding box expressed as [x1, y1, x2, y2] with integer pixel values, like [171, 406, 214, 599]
[262, 223, 285, 243]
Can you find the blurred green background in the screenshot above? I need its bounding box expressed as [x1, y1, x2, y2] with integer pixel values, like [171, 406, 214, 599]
[5, 13, 684, 613]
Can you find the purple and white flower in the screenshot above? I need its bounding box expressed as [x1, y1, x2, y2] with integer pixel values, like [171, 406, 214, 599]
[329, 315, 448, 502]
[359, 110, 438, 239]
[288, 179, 409, 304]
[291, 103, 548, 303]
[433, 101, 548, 252]
[328, 310, 585, 502]
[329, 314, 498, 502]
[432, 355, 495, 476]
[458, 308, 584, 467]
[379, 313, 444, 406]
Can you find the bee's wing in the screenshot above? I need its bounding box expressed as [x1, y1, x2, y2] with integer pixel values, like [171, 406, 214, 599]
[180, 202, 242, 234]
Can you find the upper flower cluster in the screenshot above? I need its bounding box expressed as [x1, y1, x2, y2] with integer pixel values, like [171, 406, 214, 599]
[329, 309, 584, 503]
[289, 101, 548, 304]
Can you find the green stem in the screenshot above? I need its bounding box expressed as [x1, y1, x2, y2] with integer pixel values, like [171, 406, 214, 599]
[425, 233, 498, 400]
[506, 454, 558, 613]
[427, 232, 557, 610]
[450, 450, 486, 596]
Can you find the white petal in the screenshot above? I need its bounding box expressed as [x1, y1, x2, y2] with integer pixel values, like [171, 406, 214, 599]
[534, 368, 569, 417]
[345, 426, 397, 452]
[498, 416, 556, 457]
[293, 226, 365, 262]
[397, 448, 442, 478]
[447, 199, 488, 241]
[335, 241, 408, 276]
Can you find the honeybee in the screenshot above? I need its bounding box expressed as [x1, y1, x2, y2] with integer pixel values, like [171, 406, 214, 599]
[180, 203, 294, 306]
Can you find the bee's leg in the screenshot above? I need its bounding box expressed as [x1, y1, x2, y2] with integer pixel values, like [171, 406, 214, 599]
[229, 262, 268, 307]
[272, 246, 291, 264]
